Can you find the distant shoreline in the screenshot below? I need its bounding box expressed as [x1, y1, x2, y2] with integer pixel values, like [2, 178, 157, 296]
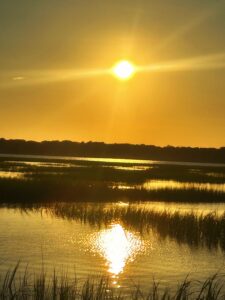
[0, 138, 225, 164]
[0, 153, 225, 168]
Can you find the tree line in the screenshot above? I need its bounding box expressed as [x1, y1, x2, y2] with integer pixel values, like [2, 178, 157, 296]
[0, 138, 225, 163]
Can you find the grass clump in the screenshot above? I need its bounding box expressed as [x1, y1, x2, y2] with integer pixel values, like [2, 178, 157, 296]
[1, 265, 225, 299]
[47, 203, 225, 251]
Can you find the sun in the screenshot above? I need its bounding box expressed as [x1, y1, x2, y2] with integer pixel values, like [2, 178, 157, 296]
[112, 60, 135, 80]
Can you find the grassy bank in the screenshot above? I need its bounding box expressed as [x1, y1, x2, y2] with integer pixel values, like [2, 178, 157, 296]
[1, 264, 225, 299]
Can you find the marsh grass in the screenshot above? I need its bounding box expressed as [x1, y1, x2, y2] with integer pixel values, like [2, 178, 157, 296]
[0, 158, 225, 203]
[1, 159, 225, 183]
[0, 177, 225, 203]
[1, 265, 225, 299]
[45, 203, 225, 251]
[3, 202, 225, 252]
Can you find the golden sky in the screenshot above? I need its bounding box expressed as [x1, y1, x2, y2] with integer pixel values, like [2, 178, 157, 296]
[0, 0, 225, 147]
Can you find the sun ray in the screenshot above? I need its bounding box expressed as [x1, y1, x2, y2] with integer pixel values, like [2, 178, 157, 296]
[1, 52, 225, 90]
[137, 52, 225, 74]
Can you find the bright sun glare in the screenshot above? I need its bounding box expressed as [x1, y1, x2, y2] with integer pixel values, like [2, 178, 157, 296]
[93, 223, 143, 283]
[113, 60, 135, 80]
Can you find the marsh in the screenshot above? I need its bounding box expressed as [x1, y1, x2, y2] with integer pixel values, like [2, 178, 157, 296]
[1, 154, 225, 297]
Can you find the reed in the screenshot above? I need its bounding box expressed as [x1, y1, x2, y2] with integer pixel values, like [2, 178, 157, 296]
[1, 158, 225, 184]
[0, 264, 225, 299]
[0, 177, 224, 203]
[46, 203, 225, 251]
[0, 158, 225, 203]
[2, 202, 225, 252]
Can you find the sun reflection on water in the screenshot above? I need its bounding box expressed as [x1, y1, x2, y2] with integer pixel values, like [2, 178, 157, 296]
[0, 171, 24, 179]
[92, 224, 143, 286]
[143, 180, 225, 193]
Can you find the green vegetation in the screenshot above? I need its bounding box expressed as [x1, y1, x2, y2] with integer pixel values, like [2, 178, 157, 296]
[1, 264, 225, 299]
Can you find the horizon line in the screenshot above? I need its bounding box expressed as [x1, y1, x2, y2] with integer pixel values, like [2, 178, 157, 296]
[0, 137, 224, 150]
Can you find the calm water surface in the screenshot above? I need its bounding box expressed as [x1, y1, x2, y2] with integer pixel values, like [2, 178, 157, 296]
[113, 180, 225, 193]
[1, 153, 225, 167]
[1, 203, 225, 291]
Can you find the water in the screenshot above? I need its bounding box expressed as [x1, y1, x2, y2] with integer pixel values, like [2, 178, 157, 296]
[0, 203, 225, 292]
[1, 153, 225, 167]
[113, 180, 225, 193]
[0, 171, 24, 179]
[143, 180, 225, 192]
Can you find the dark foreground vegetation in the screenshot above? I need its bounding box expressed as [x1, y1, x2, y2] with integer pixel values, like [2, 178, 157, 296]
[1, 264, 225, 300]
[1, 138, 225, 163]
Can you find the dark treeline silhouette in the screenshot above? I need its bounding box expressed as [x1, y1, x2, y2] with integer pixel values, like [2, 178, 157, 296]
[0, 138, 225, 163]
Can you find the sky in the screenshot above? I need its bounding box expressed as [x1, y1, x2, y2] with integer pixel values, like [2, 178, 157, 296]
[0, 0, 225, 147]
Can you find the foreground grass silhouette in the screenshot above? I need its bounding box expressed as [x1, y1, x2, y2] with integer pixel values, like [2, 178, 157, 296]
[1, 264, 225, 299]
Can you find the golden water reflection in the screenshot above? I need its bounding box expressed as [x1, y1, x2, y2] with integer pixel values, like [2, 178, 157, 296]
[110, 165, 152, 171]
[114, 180, 225, 193]
[6, 161, 73, 168]
[143, 180, 225, 193]
[0, 171, 24, 179]
[92, 224, 143, 285]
